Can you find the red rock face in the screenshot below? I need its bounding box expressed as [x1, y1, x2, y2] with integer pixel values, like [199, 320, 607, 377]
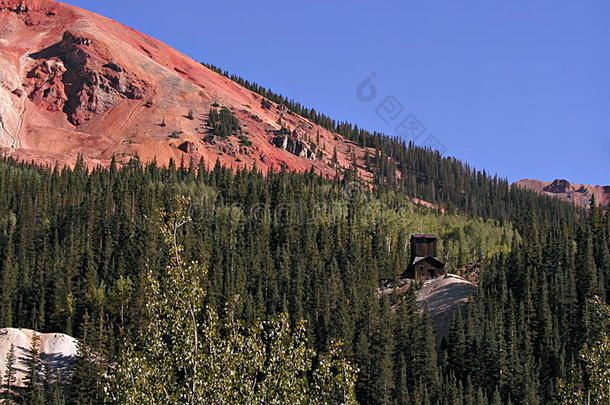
[515, 179, 610, 208]
[543, 179, 573, 194]
[0, 0, 46, 12]
[25, 59, 68, 112]
[0, 0, 374, 180]
[28, 31, 148, 126]
[177, 141, 197, 154]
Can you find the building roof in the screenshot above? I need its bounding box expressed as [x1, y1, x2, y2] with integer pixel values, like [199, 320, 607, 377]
[412, 256, 445, 267]
[411, 234, 438, 239]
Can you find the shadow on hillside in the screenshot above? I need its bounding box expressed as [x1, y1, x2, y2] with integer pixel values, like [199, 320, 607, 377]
[14, 344, 76, 384]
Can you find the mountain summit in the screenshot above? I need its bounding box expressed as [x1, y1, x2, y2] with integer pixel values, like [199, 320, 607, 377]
[0, 0, 368, 174]
[515, 178, 610, 208]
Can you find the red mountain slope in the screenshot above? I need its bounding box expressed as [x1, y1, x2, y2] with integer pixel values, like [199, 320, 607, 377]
[0, 0, 371, 176]
[515, 179, 610, 208]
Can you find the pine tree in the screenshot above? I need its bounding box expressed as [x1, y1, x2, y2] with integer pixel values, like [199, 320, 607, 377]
[369, 297, 394, 404]
[589, 196, 610, 300]
[69, 312, 107, 405]
[0, 229, 16, 327]
[44, 366, 66, 405]
[576, 224, 599, 301]
[22, 333, 45, 405]
[491, 388, 502, 405]
[3, 344, 17, 403]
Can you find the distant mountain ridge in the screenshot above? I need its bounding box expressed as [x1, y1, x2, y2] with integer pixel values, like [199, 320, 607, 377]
[515, 178, 610, 208]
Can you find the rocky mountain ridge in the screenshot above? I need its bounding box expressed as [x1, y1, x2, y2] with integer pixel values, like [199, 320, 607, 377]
[0, 0, 372, 179]
[515, 178, 609, 208]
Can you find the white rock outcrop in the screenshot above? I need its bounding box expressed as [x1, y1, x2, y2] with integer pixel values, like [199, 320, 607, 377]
[416, 274, 476, 339]
[0, 328, 78, 387]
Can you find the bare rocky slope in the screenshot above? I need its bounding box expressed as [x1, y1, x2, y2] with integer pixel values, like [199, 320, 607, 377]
[516, 179, 610, 208]
[416, 274, 476, 339]
[381, 274, 477, 340]
[0, 0, 372, 178]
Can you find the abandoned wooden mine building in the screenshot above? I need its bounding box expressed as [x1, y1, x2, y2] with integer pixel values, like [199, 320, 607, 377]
[403, 234, 446, 281]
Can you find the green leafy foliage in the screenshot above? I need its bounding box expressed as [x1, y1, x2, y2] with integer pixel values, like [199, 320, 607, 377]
[557, 297, 610, 405]
[104, 197, 357, 404]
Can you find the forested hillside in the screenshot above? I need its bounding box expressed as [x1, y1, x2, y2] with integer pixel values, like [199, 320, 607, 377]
[0, 1, 606, 404]
[0, 154, 607, 404]
[204, 63, 583, 226]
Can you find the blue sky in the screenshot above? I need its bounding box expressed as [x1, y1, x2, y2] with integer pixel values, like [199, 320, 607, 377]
[63, 0, 609, 185]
